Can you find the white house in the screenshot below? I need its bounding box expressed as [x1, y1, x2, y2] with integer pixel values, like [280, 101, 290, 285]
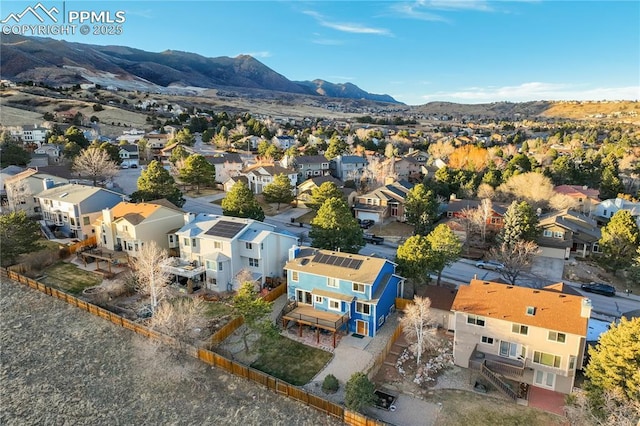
[594, 197, 640, 228]
[4, 169, 68, 216]
[241, 164, 297, 195]
[8, 124, 48, 147]
[206, 153, 244, 184]
[118, 144, 140, 168]
[331, 155, 368, 181]
[272, 135, 297, 149]
[168, 214, 299, 292]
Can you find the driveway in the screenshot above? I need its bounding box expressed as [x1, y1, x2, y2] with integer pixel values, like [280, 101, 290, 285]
[530, 256, 565, 282]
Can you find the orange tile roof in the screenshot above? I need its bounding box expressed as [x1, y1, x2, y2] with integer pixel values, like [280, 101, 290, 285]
[94, 201, 179, 226]
[451, 279, 589, 336]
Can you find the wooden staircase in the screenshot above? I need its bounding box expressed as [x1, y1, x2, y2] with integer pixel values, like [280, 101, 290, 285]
[480, 360, 518, 401]
[383, 336, 409, 367]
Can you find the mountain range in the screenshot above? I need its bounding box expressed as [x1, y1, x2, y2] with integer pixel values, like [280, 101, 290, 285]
[0, 35, 400, 104]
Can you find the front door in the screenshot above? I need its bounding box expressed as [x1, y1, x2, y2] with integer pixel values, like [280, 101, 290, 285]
[356, 320, 368, 336]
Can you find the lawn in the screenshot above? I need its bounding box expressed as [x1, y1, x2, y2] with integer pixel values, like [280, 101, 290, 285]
[369, 221, 414, 238]
[429, 389, 565, 426]
[251, 335, 333, 385]
[184, 188, 223, 198]
[41, 262, 102, 294]
[203, 301, 234, 318]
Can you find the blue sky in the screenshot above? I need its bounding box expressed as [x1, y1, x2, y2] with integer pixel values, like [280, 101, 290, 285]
[2, 0, 639, 105]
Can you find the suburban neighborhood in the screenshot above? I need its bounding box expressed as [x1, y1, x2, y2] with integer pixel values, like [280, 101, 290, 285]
[1, 31, 639, 425]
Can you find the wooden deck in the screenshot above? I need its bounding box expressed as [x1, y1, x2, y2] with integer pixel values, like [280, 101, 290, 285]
[282, 304, 350, 348]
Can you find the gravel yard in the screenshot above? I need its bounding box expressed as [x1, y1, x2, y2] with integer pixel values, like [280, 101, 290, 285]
[0, 280, 339, 425]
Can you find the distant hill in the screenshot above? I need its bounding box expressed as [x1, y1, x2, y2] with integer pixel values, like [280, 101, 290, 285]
[0, 35, 401, 104]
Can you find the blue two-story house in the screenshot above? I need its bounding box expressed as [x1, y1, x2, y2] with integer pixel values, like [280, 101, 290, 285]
[283, 246, 404, 345]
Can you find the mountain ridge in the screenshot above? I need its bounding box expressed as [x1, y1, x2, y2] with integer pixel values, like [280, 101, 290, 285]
[0, 34, 402, 104]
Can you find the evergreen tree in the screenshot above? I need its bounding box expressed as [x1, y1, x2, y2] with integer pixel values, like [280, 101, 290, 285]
[0, 211, 42, 267]
[131, 160, 185, 207]
[262, 174, 294, 210]
[306, 181, 344, 211]
[405, 183, 439, 235]
[178, 154, 216, 193]
[233, 281, 274, 353]
[585, 317, 640, 403]
[309, 197, 363, 253]
[396, 235, 431, 285]
[222, 181, 265, 221]
[344, 372, 376, 413]
[169, 145, 189, 164]
[599, 210, 640, 270]
[599, 166, 624, 200]
[499, 200, 539, 246]
[425, 224, 462, 286]
[0, 141, 30, 167]
[324, 136, 348, 160]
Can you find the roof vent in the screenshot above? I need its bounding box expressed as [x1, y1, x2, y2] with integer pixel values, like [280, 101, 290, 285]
[60, 192, 69, 198]
[506, 286, 514, 289]
[526, 306, 536, 316]
[533, 290, 540, 293]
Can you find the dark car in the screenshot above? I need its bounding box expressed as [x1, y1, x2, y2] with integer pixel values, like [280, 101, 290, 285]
[363, 233, 384, 245]
[358, 219, 375, 229]
[581, 282, 616, 297]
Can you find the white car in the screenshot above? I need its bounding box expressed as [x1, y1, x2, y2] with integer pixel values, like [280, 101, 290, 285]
[475, 260, 505, 271]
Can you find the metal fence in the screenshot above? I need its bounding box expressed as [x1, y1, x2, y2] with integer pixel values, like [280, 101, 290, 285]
[1, 268, 385, 426]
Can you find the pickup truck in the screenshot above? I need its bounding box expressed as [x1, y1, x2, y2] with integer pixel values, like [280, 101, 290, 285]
[363, 233, 384, 245]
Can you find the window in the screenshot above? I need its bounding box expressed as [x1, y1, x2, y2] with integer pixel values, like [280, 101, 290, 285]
[291, 271, 299, 282]
[218, 262, 223, 271]
[526, 306, 536, 316]
[481, 336, 494, 345]
[214, 241, 222, 249]
[534, 370, 556, 388]
[296, 289, 312, 305]
[467, 315, 485, 327]
[314, 295, 323, 304]
[553, 231, 564, 239]
[512, 323, 528, 335]
[70, 217, 76, 226]
[548, 331, 566, 343]
[327, 277, 338, 288]
[533, 351, 561, 368]
[378, 315, 384, 326]
[500, 341, 525, 359]
[169, 235, 174, 243]
[134, 243, 139, 252]
[246, 242, 253, 249]
[569, 355, 576, 370]
[447, 211, 454, 218]
[62, 214, 68, 222]
[83, 216, 90, 226]
[543, 230, 553, 237]
[183, 238, 190, 246]
[123, 225, 128, 231]
[592, 242, 602, 253]
[490, 217, 502, 224]
[249, 258, 259, 267]
[191, 238, 197, 247]
[206, 260, 214, 270]
[352, 282, 365, 293]
[356, 302, 370, 315]
[328, 299, 340, 311]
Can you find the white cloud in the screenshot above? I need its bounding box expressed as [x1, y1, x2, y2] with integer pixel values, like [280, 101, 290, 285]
[419, 82, 640, 104]
[390, 2, 448, 22]
[303, 10, 391, 36]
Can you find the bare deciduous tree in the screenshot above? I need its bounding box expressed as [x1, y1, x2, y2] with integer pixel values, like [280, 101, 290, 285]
[399, 296, 438, 366]
[478, 198, 493, 243]
[72, 147, 119, 186]
[150, 297, 209, 355]
[132, 241, 171, 315]
[5, 178, 32, 213]
[496, 172, 555, 210]
[476, 183, 495, 200]
[490, 240, 541, 286]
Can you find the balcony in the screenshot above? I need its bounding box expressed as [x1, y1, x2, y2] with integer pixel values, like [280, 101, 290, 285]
[469, 346, 529, 381]
[163, 257, 205, 278]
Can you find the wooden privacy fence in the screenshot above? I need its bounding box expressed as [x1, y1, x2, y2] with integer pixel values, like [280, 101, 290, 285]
[66, 236, 98, 255]
[367, 323, 404, 380]
[1, 268, 385, 426]
[395, 297, 413, 311]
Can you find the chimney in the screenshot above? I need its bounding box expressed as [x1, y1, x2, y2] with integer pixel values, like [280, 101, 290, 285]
[288, 245, 300, 261]
[103, 208, 113, 226]
[384, 176, 395, 186]
[184, 212, 196, 225]
[43, 178, 54, 191]
[581, 298, 592, 319]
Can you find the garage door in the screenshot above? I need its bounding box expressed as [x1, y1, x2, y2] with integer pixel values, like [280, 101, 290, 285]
[538, 246, 566, 259]
[356, 211, 380, 223]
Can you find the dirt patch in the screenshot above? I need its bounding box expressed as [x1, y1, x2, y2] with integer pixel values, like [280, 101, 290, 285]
[0, 279, 340, 425]
[564, 258, 632, 291]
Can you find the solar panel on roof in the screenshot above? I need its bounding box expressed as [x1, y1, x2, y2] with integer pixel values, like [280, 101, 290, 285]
[204, 220, 246, 238]
[312, 253, 363, 270]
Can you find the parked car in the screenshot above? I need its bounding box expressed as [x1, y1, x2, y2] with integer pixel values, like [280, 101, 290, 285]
[581, 282, 616, 297]
[475, 260, 505, 271]
[358, 219, 375, 229]
[363, 233, 384, 245]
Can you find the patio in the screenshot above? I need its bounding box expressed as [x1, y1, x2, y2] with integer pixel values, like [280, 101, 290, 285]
[282, 303, 350, 348]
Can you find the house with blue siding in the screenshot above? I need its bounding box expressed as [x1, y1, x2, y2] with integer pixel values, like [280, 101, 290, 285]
[283, 246, 404, 343]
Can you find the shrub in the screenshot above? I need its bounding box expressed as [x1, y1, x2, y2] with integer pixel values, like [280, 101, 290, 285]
[345, 372, 376, 412]
[322, 374, 339, 394]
